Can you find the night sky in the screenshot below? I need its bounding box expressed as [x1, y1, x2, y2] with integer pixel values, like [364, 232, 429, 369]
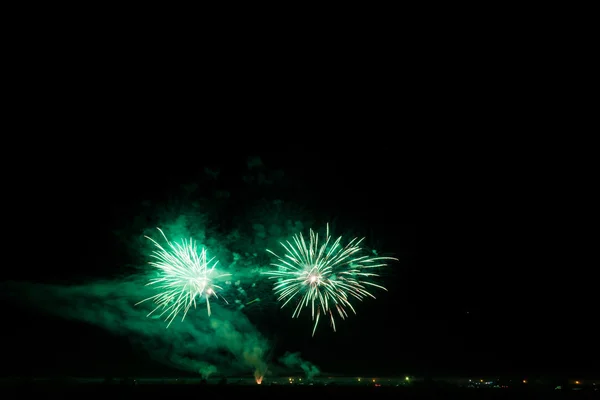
[2, 151, 596, 379]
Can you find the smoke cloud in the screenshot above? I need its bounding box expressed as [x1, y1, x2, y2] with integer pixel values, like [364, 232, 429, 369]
[279, 351, 320, 380]
[6, 167, 327, 379]
[9, 278, 268, 377]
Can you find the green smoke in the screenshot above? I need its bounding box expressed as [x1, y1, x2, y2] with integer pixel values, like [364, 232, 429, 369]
[279, 351, 320, 380]
[6, 201, 323, 377]
[7, 157, 346, 377]
[10, 278, 268, 377]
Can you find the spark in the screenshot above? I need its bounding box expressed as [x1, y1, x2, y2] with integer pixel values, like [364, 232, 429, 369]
[136, 228, 230, 327]
[263, 223, 397, 336]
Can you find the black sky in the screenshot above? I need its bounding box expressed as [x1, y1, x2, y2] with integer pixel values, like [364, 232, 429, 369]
[3, 10, 596, 382]
[2, 151, 596, 379]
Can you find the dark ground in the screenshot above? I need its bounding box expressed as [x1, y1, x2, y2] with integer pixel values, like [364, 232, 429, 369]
[2, 378, 598, 399]
[3, 385, 598, 399]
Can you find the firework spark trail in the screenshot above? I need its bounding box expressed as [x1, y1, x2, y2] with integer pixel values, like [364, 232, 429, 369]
[263, 224, 397, 336]
[136, 228, 230, 327]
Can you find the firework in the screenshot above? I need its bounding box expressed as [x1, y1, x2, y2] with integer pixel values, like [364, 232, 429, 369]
[263, 224, 397, 336]
[136, 228, 230, 327]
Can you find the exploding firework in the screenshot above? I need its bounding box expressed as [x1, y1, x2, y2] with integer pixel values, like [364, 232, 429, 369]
[136, 228, 230, 327]
[263, 224, 397, 336]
